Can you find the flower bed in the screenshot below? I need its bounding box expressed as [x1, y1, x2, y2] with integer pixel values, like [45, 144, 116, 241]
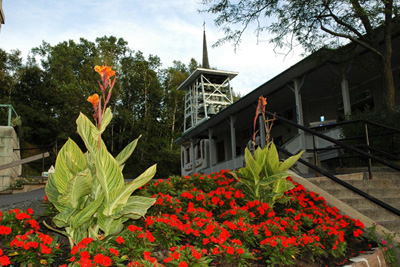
[0, 170, 375, 266]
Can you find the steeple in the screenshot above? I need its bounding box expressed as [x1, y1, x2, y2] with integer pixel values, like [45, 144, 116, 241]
[202, 22, 210, 69]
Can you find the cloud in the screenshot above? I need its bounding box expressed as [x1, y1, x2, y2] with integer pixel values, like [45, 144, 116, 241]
[0, 0, 304, 96]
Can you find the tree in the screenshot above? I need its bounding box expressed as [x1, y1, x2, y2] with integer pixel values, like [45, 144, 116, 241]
[202, 0, 400, 113]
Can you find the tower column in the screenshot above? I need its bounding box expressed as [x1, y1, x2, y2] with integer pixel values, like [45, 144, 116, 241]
[208, 129, 214, 172]
[190, 138, 197, 174]
[229, 115, 237, 160]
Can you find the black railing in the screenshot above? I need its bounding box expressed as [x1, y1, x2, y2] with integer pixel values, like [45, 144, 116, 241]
[266, 111, 400, 217]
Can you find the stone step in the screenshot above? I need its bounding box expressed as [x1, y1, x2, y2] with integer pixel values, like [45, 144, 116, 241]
[325, 187, 400, 199]
[378, 221, 400, 236]
[308, 178, 400, 190]
[340, 197, 400, 210]
[357, 208, 400, 222]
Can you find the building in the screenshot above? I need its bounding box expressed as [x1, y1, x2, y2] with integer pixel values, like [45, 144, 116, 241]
[175, 26, 400, 176]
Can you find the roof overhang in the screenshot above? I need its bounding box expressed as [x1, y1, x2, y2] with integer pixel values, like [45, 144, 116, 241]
[177, 68, 238, 91]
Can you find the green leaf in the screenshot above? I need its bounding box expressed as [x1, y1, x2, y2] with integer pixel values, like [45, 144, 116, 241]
[111, 196, 156, 220]
[254, 146, 267, 169]
[279, 150, 305, 172]
[243, 147, 262, 183]
[103, 164, 156, 216]
[258, 172, 289, 187]
[115, 135, 141, 168]
[45, 173, 66, 212]
[100, 108, 113, 134]
[53, 208, 75, 228]
[266, 142, 280, 175]
[51, 138, 86, 194]
[58, 169, 92, 209]
[272, 178, 287, 195]
[76, 112, 105, 155]
[97, 207, 124, 237]
[71, 194, 105, 229]
[95, 146, 125, 201]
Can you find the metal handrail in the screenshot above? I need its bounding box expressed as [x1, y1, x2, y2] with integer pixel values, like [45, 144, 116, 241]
[267, 111, 400, 217]
[277, 145, 400, 217]
[267, 111, 400, 172]
[0, 104, 19, 126]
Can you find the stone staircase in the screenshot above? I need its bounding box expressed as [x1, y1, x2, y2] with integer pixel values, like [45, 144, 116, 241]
[306, 172, 400, 237]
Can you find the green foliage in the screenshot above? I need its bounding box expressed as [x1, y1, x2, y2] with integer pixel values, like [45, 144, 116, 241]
[232, 142, 304, 207]
[45, 108, 156, 247]
[367, 223, 400, 266]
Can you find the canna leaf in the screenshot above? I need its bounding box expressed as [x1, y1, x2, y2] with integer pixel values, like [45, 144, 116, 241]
[58, 169, 92, 209]
[258, 172, 289, 187]
[111, 196, 156, 220]
[103, 164, 156, 216]
[100, 108, 113, 134]
[76, 112, 106, 155]
[265, 142, 280, 176]
[115, 135, 141, 168]
[71, 194, 105, 229]
[50, 138, 86, 195]
[243, 147, 261, 183]
[278, 150, 305, 172]
[95, 146, 125, 201]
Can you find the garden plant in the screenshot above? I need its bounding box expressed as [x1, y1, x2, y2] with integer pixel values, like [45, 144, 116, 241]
[0, 66, 386, 266]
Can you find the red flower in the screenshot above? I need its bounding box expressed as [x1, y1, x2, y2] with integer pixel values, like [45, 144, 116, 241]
[40, 244, 52, 254]
[212, 247, 220, 255]
[237, 248, 245, 254]
[192, 249, 202, 259]
[71, 246, 79, 255]
[179, 262, 188, 267]
[94, 253, 112, 266]
[109, 248, 119, 256]
[27, 208, 34, 215]
[116, 236, 125, 244]
[39, 233, 53, 245]
[226, 246, 235, 255]
[0, 255, 11, 266]
[172, 251, 180, 260]
[0, 226, 11, 235]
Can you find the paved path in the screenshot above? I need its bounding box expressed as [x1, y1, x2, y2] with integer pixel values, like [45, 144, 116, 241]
[0, 188, 46, 212]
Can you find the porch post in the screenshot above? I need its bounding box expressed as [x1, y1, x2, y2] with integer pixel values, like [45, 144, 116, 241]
[341, 76, 351, 117]
[190, 138, 196, 174]
[229, 115, 237, 160]
[258, 115, 266, 148]
[293, 78, 306, 150]
[208, 129, 214, 172]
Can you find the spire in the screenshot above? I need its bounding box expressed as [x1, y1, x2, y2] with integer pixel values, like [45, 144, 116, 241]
[202, 22, 210, 69]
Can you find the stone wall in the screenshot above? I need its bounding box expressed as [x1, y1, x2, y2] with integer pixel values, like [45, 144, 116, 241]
[0, 126, 21, 191]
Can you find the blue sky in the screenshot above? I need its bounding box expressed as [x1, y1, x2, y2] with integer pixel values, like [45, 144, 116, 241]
[0, 0, 303, 96]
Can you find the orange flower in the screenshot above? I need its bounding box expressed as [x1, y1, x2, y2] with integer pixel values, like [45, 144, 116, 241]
[259, 96, 267, 106]
[87, 94, 100, 108]
[94, 65, 115, 78]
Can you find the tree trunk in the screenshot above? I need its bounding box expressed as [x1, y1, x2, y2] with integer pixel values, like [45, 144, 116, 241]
[381, 1, 395, 114]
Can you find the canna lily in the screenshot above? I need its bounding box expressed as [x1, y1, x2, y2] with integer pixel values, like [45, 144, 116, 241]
[87, 94, 100, 109]
[94, 65, 115, 79]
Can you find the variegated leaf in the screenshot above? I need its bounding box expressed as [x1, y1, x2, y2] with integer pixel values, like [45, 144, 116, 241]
[58, 169, 92, 209]
[115, 135, 141, 168]
[95, 146, 124, 201]
[51, 138, 86, 194]
[103, 164, 156, 216]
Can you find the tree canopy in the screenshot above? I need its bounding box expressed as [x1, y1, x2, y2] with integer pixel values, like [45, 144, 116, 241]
[0, 37, 200, 178]
[202, 0, 400, 112]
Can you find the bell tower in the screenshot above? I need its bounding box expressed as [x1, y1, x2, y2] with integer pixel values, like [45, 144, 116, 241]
[178, 26, 238, 132]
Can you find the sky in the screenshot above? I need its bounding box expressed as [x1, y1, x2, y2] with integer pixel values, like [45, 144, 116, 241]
[0, 0, 304, 96]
